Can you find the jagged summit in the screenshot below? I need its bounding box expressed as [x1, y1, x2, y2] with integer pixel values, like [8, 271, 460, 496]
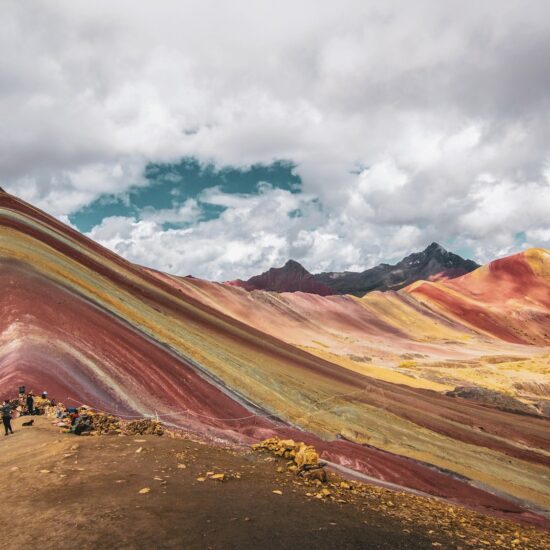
[227, 259, 334, 295]
[403, 242, 450, 264]
[427, 241, 447, 251]
[313, 243, 479, 296]
[229, 243, 479, 297]
[424, 242, 449, 257]
[282, 259, 309, 273]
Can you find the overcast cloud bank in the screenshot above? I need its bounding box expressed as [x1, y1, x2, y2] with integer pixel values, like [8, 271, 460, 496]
[2, 0, 550, 279]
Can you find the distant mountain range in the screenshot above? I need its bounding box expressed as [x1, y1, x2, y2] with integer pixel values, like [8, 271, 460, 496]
[226, 259, 334, 295]
[226, 242, 479, 296]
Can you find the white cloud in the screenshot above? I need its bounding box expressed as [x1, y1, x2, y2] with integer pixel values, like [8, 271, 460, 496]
[139, 199, 201, 225]
[86, 186, 304, 278]
[2, 0, 550, 277]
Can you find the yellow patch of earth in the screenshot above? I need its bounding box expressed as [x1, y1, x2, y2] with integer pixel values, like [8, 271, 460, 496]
[406, 354, 550, 401]
[298, 346, 452, 392]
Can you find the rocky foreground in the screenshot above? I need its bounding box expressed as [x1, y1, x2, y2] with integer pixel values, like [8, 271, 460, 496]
[1, 416, 549, 550]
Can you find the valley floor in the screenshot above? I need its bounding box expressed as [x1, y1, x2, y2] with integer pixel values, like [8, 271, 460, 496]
[1, 417, 549, 550]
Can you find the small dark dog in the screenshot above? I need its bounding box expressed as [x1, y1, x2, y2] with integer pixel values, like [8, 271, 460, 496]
[22, 419, 34, 427]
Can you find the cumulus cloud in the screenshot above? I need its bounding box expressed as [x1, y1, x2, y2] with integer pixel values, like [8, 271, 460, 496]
[87, 185, 322, 279]
[1, 0, 550, 278]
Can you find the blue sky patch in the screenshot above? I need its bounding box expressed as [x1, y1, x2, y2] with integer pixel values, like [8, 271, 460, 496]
[70, 158, 302, 232]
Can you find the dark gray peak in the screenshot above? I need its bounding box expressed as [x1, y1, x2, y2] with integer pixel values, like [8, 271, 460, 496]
[0, 187, 6, 193]
[426, 242, 448, 254]
[313, 243, 479, 296]
[399, 243, 476, 270]
[401, 243, 446, 264]
[282, 259, 309, 273]
[227, 259, 333, 295]
[250, 259, 310, 278]
[227, 244, 479, 297]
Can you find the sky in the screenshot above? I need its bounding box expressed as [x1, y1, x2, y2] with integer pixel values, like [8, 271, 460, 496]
[2, 0, 550, 280]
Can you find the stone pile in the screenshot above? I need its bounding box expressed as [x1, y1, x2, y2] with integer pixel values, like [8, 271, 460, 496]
[252, 437, 327, 482]
[124, 419, 164, 436]
[44, 402, 164, 437]
[88, 412, 122, 435]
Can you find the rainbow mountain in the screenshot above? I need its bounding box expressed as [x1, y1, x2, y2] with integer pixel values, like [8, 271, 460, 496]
[0, 189, 549, 527]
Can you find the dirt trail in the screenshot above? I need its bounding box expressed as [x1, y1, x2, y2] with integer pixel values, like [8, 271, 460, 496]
[1, 417, 548, 550]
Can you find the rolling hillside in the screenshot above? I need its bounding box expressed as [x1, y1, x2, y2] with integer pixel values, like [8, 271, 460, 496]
[1, 189, 549, 528]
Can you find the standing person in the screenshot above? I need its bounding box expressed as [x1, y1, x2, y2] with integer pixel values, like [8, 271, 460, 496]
[2, 400, 14, 436]
[26, 391, 34, 415]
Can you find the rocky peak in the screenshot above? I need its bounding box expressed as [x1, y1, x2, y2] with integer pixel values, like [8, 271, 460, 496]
[282, 259, 309, 274]
[227, 244, 479, 297]
[425, 242, 448, 255]
[400, 242, 473, 270]
[227, 259, 333, 295]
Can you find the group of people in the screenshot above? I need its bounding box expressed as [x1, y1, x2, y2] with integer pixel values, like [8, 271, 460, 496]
[51, 404, 94, 435]
[2, 390, 49, 436]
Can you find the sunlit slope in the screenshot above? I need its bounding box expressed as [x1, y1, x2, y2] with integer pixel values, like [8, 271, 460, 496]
[177, 257, 550, 402]
[406, 248, 550, 345]
[1, 191, 549, 518]
[154, 264, 550, 510]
